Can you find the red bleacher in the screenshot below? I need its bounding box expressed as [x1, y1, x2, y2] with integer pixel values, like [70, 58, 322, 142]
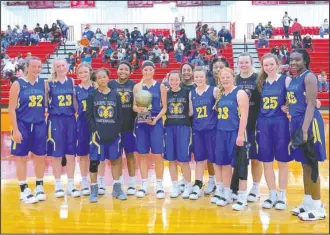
[107, 29, 170, 38]
[272, 26, 321, 37]
[5, 41, 59, 62]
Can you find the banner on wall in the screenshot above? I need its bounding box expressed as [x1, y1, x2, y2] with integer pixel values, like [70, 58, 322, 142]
[54, 1, 71, 8]
[153, 1, 175, 3]
[70, 1, 96, 8]
[127, 1, 154, 7]
[278, 1, 303, 4]
[28, 1, 55, 9]
[176, 1, 203, 6]
[7, 1, 28, 6]
[306, 1, 329, 3]
[202, 1, 221, 5]
[252, 1, 279, 5]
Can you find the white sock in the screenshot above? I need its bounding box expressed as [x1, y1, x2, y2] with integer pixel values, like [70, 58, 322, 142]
[312, 199, 322, 209]
[81, 176, 88, 182]
[129, 176, 136, 186]
[304, 194, 312, 204]
[113, 179, 120, 184]
[224, 187, 232, 197]
[68, 178, 74, 187]
[119, 175, 123, 184]
[19, 180, 27, 185]
[238, 190, 247, 202]
[172, 181, 178, 188]
[216, 182, 224, 191]
[156, 179, 163, 186]
[55, 179, 62, 188]
[141, 179, 148, 190]
[97, 176, 104, 182]
[209, 175, 215, 183]
[270, 189, 277, 202]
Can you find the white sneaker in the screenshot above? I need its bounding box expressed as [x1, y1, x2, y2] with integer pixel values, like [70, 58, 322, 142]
[182, 183, 192, 199]
[232, 193, 248, 211]
[20, 188, 38, 204]
[232, 191, 238, 201]
[216, 189, 233, 207]
[127, 184, 136, 195]
[189, 185, 201, 200]
[170, 184, 180, 198]
[204, 180, 216, 195]
[80, 180, 90, 196]
[275, 191, 287, 210]
[54, 183, 65, 198]
[67, 184, 81, 198]
[211, 188, 223, 204]
[156, 183, 165, 199]
[247, 185, 260, 202]
[136, 185, 148, 198]
[179, 179, 185, 193]
[291, 202, 312, 216]
[298, 204, 327, 221]
[35, 185, 46, 201]
[98, 179, 106, 195]
[262, 194, 276, 209]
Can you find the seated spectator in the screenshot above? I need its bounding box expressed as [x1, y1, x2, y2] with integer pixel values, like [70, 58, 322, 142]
[164, 35, 174, 53]
[131, 27, 141, 43]
[29, 31, 40, 46]
[50, 23, 58, 34]
[264, 21, 273, 38]
[218, 26, 226, 39]
[318, 71, 328, 92]
[89, 36, 101, 53]
[209, 32, 219, 48]
[152, 44, 162, 63]
[223, 29, 232, 43]
[95, 28, 105, 43]
[209, 46, 218, 57]
[34, 23, 43, 34]
[15, 53, 24, 66]
[257, 32, 268, 48]
[162, 73, 170, 88]
[125, 45, 133, 61]
[200, 35, 209, 48]
[99, 38, 110, 55]
[203, 48, 213, 65]
[3, 59, 17, 79]
[102, 45, 113, 64]
[271, 45, 280, 59]
[135, 34, 144, 48]
[118, 46, 126, 59]
[292, 37, 302, 49]
[146, 32, 155, 49]
[67, 53, 76, 74]
[82, 53, 92, 64]
[51, 29, 61, 44]
[117, 34, 128, 49]
[22, 25, 28, 33]
[255, 23, 265, 37]
[110, 51, 120, 68]
[136, 46, 148, 62]
[291, 18, 302, 41]
[174, 40, 184, 63]
[280, 44, 288, 59]
[302, 34, 313, 51]
[160, 49, 169, 68]
[124, 29, 130, 42]
[147, 51, 155, 63]
[110, 28, 119, 44]
[191, 54, 204, 67]
[74, 56, 81, 71]
[320, 18, 329, 38]
[82, 24, 94, 41]
[42, 24, 51, 40]
[131, 53, 139, 70]
[279, 64, 290, 76]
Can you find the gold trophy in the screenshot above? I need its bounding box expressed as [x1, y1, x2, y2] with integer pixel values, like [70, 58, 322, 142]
[135, 89, 152, 123]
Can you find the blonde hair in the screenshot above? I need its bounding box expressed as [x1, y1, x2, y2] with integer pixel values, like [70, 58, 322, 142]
[257, 53, 280, 92]
[77, 62, 93, 74]
[23, 56, 41, 76]
[214, 68, 236, 109]
[49, 58, 68, 82]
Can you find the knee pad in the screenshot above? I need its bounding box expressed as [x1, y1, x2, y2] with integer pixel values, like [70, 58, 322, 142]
[89, 160, 100, 173]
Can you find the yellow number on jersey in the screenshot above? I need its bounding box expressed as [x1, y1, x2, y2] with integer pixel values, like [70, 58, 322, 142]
[263, 97, 278, 109]
[196, 106, 208, 119]
[286, 92, 297, 104]
[28, 95, 43, 107]
[217, 107, 229, 119]
[82, 100, 87, 111]
[58, 95, 72, 107]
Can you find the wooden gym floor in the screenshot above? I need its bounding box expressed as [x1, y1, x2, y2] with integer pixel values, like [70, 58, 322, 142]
[1, 113, 329, 233]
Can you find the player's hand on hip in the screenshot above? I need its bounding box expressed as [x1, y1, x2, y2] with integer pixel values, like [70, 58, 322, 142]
[236, 134, 244, 147]
[13, 130, 23, 144]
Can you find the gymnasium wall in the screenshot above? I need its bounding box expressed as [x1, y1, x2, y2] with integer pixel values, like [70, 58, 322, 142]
[1, 1, 329, 40]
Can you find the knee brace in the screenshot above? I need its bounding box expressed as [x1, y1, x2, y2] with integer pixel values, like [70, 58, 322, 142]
[89, 160, 100, 173]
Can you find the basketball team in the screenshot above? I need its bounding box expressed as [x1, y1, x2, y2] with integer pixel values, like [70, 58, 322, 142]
[8, 48, 326, 221]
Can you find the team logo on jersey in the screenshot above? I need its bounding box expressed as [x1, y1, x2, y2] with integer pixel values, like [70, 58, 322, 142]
[169, 102, 184, 114]
[98, 105, 114, 118]
[118, 92, 131, 104]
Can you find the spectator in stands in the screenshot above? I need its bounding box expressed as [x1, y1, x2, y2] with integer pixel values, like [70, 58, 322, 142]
[195, 21, 203, 42]
[257, 32, 268, 48]
[264, 21, 273, 38]
[218, 26, 226, 39]
[160, 49, 169, 68]
[15, 64, 24, 78]
[29, 30, 40, 46]
[3, 59, 17, 79]
[191, 54, 204, 67]
[102, 44, 113, 64]
[42, 24, 51, 40]
[320, 18, 329, 38]
[282, 12, 293, 39]
[153, 44, 162, 63]
[209, 31, 219, 48]
[125, 45, 133, 61]
[174, 40, 184, 63]
[147, 50, 155, 63]
[318, 71, 328, 92]
[255, 23, 265, 37]
[174, 16, 184, 39]
[124, 29, 130, 41]
[162, 73, 170, 88]
[51, 28, 61, 44]
[110, 28, 119, 44]
[15, 25, 22, 34]
[21, 30, 31, 46]
[179, 29, 189, 46]
[110, 51, 121, 68]
[223, 29, 232, 43]
[292, 18, 303, 42]
[50, 23, 58, 34]
[280, 44, 289, 63]
[136, 45, 148, 62]
[6, 25, 13, 37]
[22, 25, 28, 33]
[135, 34, 144, 48]
[131, 53, 138, 70]
[89, 36, 101, 53]
[292, 37, 302, 49]
[56, 19, 68, 43]
[203, 48, 213, 65]
[67, 53, 76, 74]
[131, 27, 141, 43]
[271, 45, 280, 59]
[146, 31, 155, 49]
[302, 34, 313, 51]
[164, 35, 174, 53]
[200, 35, 209, 48]
[95, 28, 105, 44]
[15, 53, 24, 66]
[82, 53, 92, 64]
[82, 24, 94, 41]
[34, 23, 43, 34]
